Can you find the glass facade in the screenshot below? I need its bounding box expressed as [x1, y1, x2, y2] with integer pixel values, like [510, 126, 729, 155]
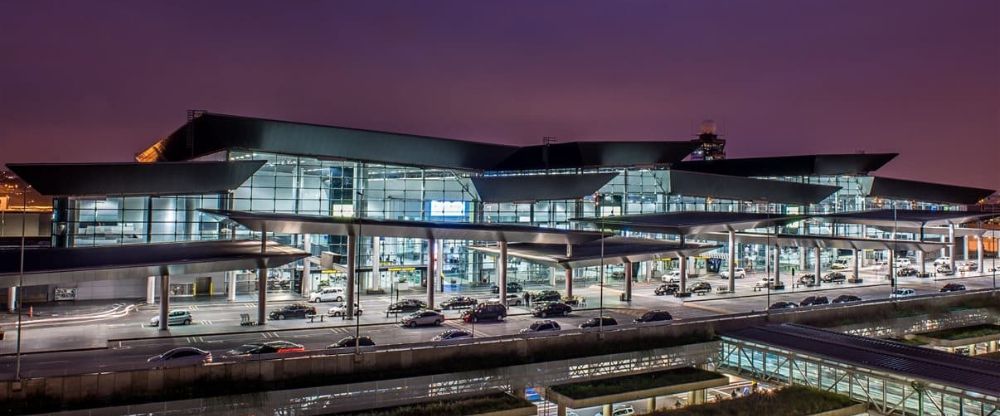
[49, 148, 966, 292]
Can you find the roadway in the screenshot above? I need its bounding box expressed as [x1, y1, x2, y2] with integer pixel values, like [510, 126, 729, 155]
[0, 265, 995, 380]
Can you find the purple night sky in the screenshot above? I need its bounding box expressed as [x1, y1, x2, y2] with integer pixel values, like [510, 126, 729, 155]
[1, 1, 997, 189]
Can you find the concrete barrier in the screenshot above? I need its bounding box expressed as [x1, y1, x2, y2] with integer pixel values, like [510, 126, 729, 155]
[1, 289, 995, 411]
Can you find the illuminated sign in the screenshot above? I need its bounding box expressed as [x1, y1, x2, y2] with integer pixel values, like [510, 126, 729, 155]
[429, 200, 465, 217]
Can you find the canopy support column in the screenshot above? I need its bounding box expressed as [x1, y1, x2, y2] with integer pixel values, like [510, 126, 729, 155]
[814, 246, 821, 287]
[146, 276, 156, 305]
[499, 241, 508, 307]
[257, 226, 267, 325]
[624, 260, 633, 302]
[227, 271, 236, 302]
[948, 224, 956, 272]
[427, 237, 436, 309]
[301, 234, 312, 297]
[853, 249, 860, 282]
[159, 274, 170, 331]
[727, 230, 736, 293]
[977, 236, 984, 273]
[346, 234, 356, 318]
[565, 244, 573, 298]
[774, 243, 781, 285]
[7, 287, 15, 313]
[679, 234, 687, 292]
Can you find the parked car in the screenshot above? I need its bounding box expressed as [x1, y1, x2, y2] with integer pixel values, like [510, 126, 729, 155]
[831, 295, 862, 304]
[830, 261, 849, 270]
[754, 277, 784, 290]
[799, 296, 829, 306]
[689, 282, 713, 294]
[894, 258, 912, 268]
[532, 302, 572, 318]
[596, 404, 636, 416]
[891, 288, 916, 298]
[933, 256, 951, 266]
[269, 303, 317, 320]
[400, 310, 445, 327]
[440, 296, 478, 310]
[530, 290, 561, 303]
[308, 287, 345, 303]
[661, 270, 681, 283]
[462, 303, 507, 323]
[432, 329, 473, 342]
[519, 320, 561, 334]
[327, 303, 362, 317]
[940, 283, 966, 292]
[327, 336, 375, 349]
[490, 282, 523, 294]
[895, 267, 919, 277]
[719, 267, 746, 279]
[387, 299, 428, 314]
[146, 347, 211, 368]
[579, 316, 618, 329]
[958, 262, 978, 272]
[149, 310, 193, 327]
[768, 301, 798, 310]
[821, 272, 847, 283]
[798, 274, 817, 286]
[634, 310, 673, 323]
[935, 265, 955, 276]
[485, 294, 523, 306]
[654, 283, 680, 296]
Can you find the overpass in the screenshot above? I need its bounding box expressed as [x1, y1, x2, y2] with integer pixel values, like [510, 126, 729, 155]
[719, 323, 1000, 415]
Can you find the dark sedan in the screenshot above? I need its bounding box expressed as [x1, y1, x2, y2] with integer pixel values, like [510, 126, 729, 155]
[768, 301, 798, 310]
[532, 302, 572, 318]
[654, 283, 680, 296]
[635, 310, 673, 323]
[831, 295, 862, 304]
[799, 296, 829, 306]
[439, 296, 477, 310]
[940, 283, 966, 292]
[269, 304, 316, 320]
[579, 316, 618, 329]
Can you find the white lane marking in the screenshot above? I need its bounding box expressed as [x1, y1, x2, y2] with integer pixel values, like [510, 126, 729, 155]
[188, 305, 200, 311]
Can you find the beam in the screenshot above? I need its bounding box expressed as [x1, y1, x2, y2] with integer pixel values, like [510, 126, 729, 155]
[346, 234, 356, 318]
[159, 274, 169, 331]
[427, 238, 436, 308]
[499, 241, 508, 307]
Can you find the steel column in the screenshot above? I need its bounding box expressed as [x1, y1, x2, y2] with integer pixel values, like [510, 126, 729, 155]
[499, 241, 508, 307]
[948, 224, 956, 272]
[624, 260, 633, 302]
[814, 246, 821, 287]
[159, 274, 169, 330]
[146, 276, 155, 305]
[727, 230, 736, 292]
[565, 244, 573, 298]
[257, 226, 267, 325]
[346, 234, 356, 317]
[427, 238, 436, 308]
[977, 236, 984, 273]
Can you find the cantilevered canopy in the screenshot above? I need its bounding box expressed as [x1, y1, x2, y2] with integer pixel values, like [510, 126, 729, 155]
[469, 237, 719, 269]
[203, 210, 608, 244]
[695, 231, 948, 252]
[868, 225, 992, 238]
[656, 170, 841, 205]
[572, 211, 807, 235]
[6, 160, 265, 197]
[816, 209, 1000, 228]
[0, 240, 306, 289]
[863, 176, 995, 205]
[671, 153, 898, 177]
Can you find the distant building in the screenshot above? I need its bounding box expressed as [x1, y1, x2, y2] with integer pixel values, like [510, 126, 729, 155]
[689, 120, 726, 161]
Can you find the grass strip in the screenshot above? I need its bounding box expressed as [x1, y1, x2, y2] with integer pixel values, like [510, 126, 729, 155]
[550, 367, 722, 400]
[327, 391, 532, 416]
[652, 385, 855, 416]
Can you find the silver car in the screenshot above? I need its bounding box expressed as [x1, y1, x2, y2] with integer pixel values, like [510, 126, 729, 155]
[146, 347, 211, 369]
[400, 310, 445, 328]
[150, 310, 192, 326]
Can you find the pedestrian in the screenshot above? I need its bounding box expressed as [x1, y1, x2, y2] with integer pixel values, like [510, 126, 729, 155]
[742, 386, 751, 396]
[730, 390, 737, 399]
[674, 399, 682, 409]
[523, 291, 531, 307]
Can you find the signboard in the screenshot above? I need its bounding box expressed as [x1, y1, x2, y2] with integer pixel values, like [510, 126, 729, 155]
[429, 200, 465, 217]
[54, 287, 77, 301]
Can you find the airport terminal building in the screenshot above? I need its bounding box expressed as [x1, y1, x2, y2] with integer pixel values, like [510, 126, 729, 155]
[2, 112, 997, 305]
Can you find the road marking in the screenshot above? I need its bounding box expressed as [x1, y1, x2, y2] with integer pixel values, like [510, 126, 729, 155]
[245, 303, 257, 309]
[200, 320, 213, 325]
[188, 305, 200, 311]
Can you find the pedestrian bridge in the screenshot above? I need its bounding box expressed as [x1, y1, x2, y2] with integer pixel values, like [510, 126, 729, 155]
[719, 323, 1000, 416]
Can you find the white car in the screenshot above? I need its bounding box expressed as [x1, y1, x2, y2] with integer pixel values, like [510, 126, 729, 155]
[720, 267, 746, 279]
[891, 288, 916, 298]
[958, 262, 978, 272]
[595, 405, 635, 416]
[933, 257, 951, 266]
[894, 258, 912, 268]
[661, 270, 681, 283]
[309, 287, 345, 303]
[327, 303, 363, 317]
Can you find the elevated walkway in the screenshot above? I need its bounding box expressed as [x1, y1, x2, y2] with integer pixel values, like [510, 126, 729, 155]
[719, 323, 1000, 415]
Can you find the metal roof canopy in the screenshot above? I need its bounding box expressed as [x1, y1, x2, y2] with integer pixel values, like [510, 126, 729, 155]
[470, 173, 618, 203]
[723, 324, 1000, 397]
[671, 153, 898, 177]
[863, 176, 996, 205]
[657, 170, 841, 205]
[468, 237, 720, 269]
[816, 209, 1000, 228]
[571, 211, 807, 235]
[868, 225, 993, 238]
[695, 231, 948, 252]
[202, 210, 608, 244]
[6, 160, 265, 197]
[0, 240, 306, 289]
